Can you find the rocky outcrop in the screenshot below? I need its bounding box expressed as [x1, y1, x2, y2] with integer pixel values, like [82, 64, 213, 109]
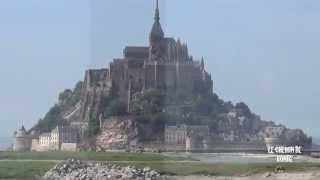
[207, 101, 311, 146]
[210, 105, 275, 143]
[258, 126, 311, 146]
[43, 159, 161, 180]
[96, 116, 139, 150]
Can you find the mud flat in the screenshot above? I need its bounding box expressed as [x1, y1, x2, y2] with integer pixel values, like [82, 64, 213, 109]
[168, 171, 320, 180]
[165, 152, 320, 164]
[0, 137, 11, 151]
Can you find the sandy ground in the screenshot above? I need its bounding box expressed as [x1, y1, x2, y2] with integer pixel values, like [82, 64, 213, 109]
[165, 153, 320, 164]
[165, 171, 320, 180]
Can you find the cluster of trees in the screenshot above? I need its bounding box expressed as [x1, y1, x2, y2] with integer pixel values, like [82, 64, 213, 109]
[127, 88, 234, 141]
[130, 90, 172, 141]
[85, 95, 128, 137]
[31, 82, 83, 133]
[126, 87, 261, 141]
[33, 105, 64, 132]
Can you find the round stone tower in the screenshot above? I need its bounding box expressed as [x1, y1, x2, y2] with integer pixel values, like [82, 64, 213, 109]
[13, 126, 31, 152]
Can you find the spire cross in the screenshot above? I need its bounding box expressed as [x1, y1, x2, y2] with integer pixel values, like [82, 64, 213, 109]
[154, 0, 160, 22]
[156, 0, 159, 10]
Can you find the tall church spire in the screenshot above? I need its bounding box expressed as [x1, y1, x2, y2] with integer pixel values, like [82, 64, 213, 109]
[154, 0, 160, 22]
[149, 0, 165, 61]
[150, 0, 164, 41]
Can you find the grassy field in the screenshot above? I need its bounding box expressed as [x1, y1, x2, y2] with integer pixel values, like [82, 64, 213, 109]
[1, 151, 320, 179]
[0, 151, 188, 161]
[0, 161, 56, 179]
[1, 160, 320, 179]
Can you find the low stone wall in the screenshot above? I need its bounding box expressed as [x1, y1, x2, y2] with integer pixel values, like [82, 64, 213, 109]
[162, 142, 267, 152]
[36, 145, 50, 152]
[61, 143, 78, 152]
[31, 139, 39, 151]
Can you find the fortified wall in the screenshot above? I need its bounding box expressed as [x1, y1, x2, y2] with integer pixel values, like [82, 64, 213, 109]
[13, 125, 79, 152]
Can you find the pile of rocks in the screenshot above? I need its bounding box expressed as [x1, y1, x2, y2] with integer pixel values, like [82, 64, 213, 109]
[43, 159, 161, 180]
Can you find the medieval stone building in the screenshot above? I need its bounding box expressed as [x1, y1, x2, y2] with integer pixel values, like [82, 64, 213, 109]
[76, 0, 213, 124]
[165, 124, 209, 151]
[14, 125, 79, 152]
[32, 125, 79, 152]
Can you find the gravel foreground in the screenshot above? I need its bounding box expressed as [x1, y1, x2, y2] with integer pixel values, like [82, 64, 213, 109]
[42, 159, 163, 180]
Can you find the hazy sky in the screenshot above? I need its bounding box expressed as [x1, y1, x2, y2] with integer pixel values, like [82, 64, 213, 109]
[0, 0, 319, 138]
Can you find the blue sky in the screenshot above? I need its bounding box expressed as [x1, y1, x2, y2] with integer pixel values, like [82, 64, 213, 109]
[0, 0, 320, 138]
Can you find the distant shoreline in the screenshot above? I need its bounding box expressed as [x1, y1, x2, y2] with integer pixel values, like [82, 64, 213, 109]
[0, 136, 12, 150]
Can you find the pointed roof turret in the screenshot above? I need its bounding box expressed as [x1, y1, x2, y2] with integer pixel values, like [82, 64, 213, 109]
[15, 125, 27, 138]
[201, 57, 205, 71]
[20, 125, 25, 131]
[150, 0, 164, 41]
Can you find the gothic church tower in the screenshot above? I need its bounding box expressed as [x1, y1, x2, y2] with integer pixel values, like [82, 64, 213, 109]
[149, 0, 166, 61]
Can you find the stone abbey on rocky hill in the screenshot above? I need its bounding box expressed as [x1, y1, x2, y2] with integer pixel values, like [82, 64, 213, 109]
[77, 0, 213, 124]
[13, 0, 215, 152]
[14, 0, 311, 152]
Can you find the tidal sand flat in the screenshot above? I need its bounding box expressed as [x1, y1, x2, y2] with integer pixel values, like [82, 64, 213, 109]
[0, 137, 11, 151]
